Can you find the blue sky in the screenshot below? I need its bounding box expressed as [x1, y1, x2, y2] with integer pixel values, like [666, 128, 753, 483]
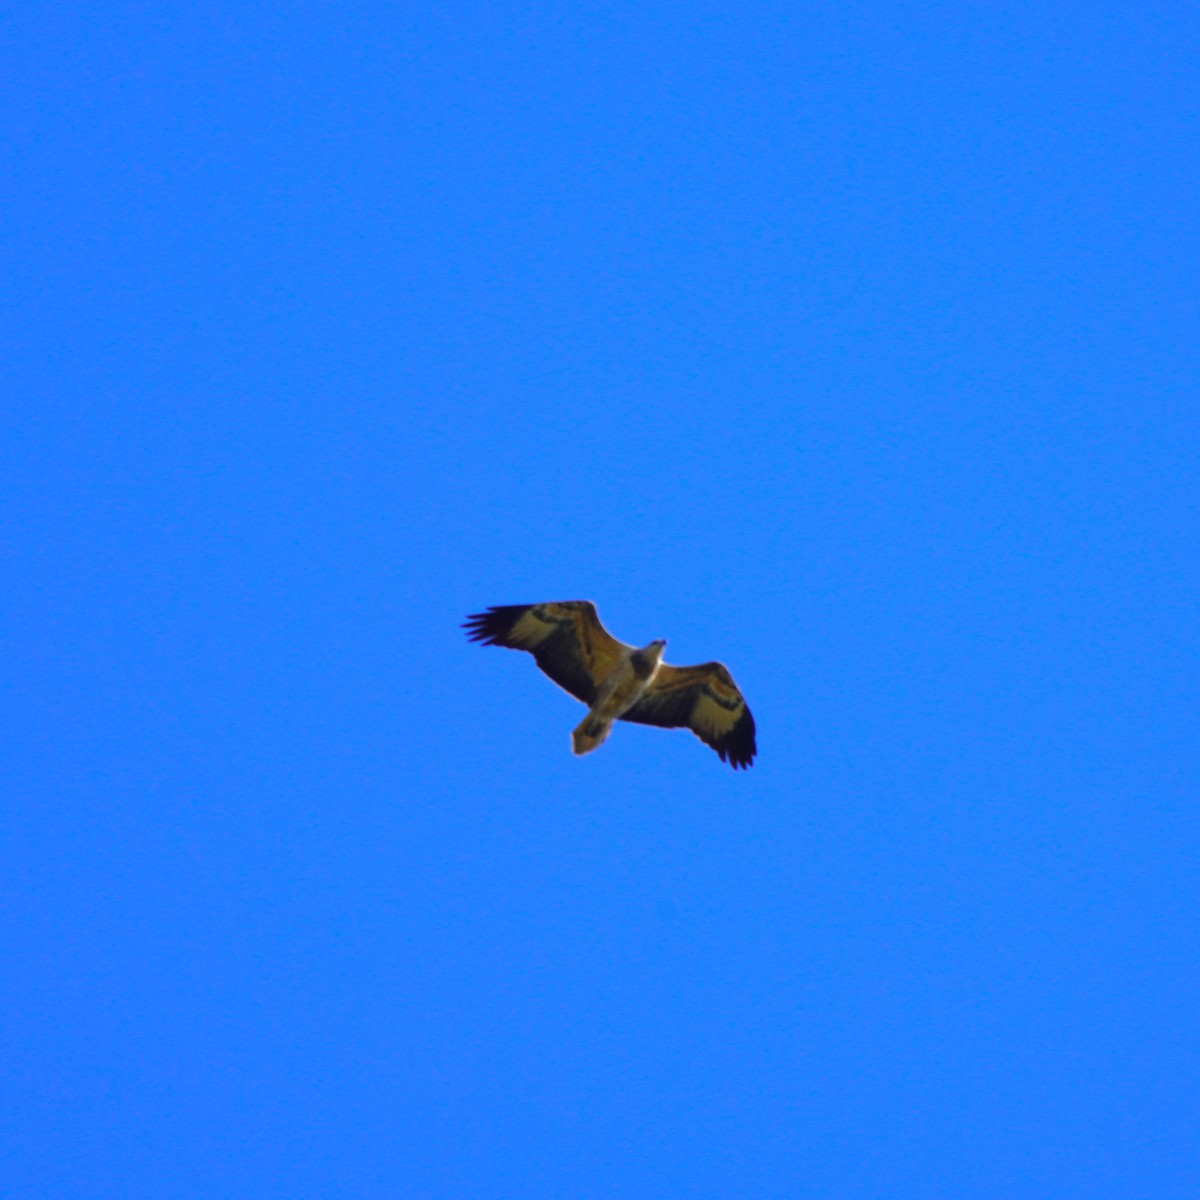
[4, 1, 1199, 1196]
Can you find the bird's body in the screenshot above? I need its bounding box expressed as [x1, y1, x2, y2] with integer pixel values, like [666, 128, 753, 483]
[570, 639, 666, 755]
[463, 601, 756, 769]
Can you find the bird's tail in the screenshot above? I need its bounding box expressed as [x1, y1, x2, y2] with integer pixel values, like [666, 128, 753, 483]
[572, 712, 613, 756]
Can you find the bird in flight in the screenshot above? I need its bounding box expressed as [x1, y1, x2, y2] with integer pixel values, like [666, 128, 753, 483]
[463, 601, 756, 768]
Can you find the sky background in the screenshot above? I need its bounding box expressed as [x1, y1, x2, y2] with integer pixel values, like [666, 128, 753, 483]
[4, 1, 1199, 1196]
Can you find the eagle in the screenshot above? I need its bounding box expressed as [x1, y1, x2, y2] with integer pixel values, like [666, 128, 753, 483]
[463, 601, 756, 769]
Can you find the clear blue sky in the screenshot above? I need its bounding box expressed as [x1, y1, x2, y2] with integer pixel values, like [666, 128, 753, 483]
[4, 2, 1199, 1196]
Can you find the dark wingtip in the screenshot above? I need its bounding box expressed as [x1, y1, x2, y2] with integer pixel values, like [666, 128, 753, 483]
[463, 609, 501, 644]
[463, 614, 492, 643]
[463, 605, 529, 646]
[462, 610, 491, 643]
[719, 708, 757, 770]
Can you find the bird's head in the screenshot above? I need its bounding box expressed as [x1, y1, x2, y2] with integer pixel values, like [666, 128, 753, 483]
[642, 639, 667, 664]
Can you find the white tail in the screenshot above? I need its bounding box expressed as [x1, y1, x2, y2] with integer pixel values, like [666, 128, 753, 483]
[572, 713, 613, 756]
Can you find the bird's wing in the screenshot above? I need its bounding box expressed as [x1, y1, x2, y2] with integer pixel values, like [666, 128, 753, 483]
[622, 661, 757, 768]
[463, 601, 631, 704]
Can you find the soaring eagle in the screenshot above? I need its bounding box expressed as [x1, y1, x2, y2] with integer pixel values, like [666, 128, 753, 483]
[463, 601, 756, 769]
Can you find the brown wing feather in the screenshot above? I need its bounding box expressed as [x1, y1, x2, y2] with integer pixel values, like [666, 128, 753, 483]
[622, 662, 757, 769]
[463, 601, 630, 704]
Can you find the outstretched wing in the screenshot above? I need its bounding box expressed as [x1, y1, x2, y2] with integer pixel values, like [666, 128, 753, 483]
[622, 661, 757, 769]
[462, 601, 630, 704]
